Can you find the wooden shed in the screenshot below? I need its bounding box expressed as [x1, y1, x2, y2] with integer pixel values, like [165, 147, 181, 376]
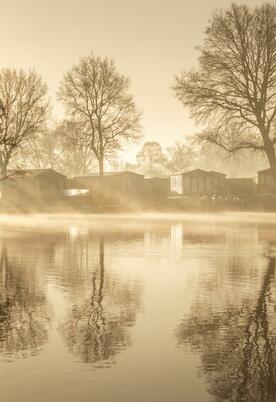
[2, 169, 66, 202]
[68, 171, 144, 204]
[258, 168, 275, 193]
[143, 177, 170, 201]
[226, 178, 256, 197]
[170, 169, 226, 196]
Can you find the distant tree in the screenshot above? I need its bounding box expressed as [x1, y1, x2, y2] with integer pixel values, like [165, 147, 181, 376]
[136, 141, 168, 176]
[126, 138, 265, 178]
[18, 127, 61, 170]
[166, 141, 196, 173]
[58, 53, 141, 194]
[123, 161, 140, 174]
[173, 4, 276, 183]
[109, 158, 127, 172]
[197, 143, 266, 178]
[0, 68, 49, 178]
[18, 120, 97, 177]
[56, 120, 97, 177]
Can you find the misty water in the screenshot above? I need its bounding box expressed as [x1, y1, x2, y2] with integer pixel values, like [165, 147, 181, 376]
[0, 213, 276, 401]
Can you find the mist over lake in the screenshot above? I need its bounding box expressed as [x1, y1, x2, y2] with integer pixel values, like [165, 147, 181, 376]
[1, 0, 276, 400]
[0, 213, 274, 401]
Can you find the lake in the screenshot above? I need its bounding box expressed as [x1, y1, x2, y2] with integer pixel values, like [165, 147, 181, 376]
[0, 213, 276, 402]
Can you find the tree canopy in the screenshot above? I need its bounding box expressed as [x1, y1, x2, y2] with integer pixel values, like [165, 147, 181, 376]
[0, 68, 49, 177]
[174, 3, 276, 178]
[58, 53, 141, 184]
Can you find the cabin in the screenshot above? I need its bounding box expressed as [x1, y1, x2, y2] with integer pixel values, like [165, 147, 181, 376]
[226, 178, 256, 197]
[2, 169, 66, 202]
[258, 168, 275, 193]
[65, 178, 90, 197]
[68, 171, 144, 204]
[143, 177, 170, 202]
[170, 169, 226, 196]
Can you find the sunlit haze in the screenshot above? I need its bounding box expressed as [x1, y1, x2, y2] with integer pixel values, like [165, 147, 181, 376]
[1, 3, 276, 401]
[0, 0, 261, 161]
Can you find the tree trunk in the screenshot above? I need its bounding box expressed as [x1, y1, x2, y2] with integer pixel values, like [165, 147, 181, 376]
[1, 162, 7, 180]
[98, 237, 104, 300]
[0, 160, 8, 200]
[98, 157, 105, 203]
[264, 140, 276, 192]
[238, 257, 276, 400]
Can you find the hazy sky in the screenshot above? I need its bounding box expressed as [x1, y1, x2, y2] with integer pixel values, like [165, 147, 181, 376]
[0, 0, 262, 161]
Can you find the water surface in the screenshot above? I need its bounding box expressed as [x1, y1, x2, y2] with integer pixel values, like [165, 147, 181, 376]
[0, 213, 275, 402]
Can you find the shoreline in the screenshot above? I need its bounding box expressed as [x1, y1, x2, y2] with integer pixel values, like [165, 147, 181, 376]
[0, 210, 276, 226]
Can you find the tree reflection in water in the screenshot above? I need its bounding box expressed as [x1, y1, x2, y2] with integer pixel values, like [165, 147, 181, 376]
[60, 237, 141, 367]
[0, 242, 50, 361]
[176, 257, 276, 402]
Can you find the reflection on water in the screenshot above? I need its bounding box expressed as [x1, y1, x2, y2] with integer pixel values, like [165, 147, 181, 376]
[1, 215, 276, 401]
[59, 237, 141, 367]
[176, 240, 276, 401]
[0, 223, 143, 372]
[171, 223, 183, 249]
[0, 242, 50, 362]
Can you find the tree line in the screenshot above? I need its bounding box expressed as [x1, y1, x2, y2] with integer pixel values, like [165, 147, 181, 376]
[0, 2, 275, 185]
[0, 55, 141, 194]
[124, 140, 265, 178]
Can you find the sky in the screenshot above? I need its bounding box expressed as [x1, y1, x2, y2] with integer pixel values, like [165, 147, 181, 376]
[0, 0, 262, 162]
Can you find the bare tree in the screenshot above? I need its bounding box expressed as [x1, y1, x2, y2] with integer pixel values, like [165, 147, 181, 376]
[18, 127, 61, 170]
[58, 53, 141, 194]
[173, 4, 276, 182]
[136, 141, 168, 176]
[0, 100, 5, 137]
[0, 68, 49, 178]
[56, 119, 97, 177]
[166, 141, 196, 173]
[18, 120, 96, 177]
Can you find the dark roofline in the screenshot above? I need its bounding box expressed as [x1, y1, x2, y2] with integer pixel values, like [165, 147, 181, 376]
[74, 170, 144, 179]
[226, 178, 254, 182]
[171, 169, 225, 177]
[258, 168, 272, 174]
[7, 168, 66, 178]
[144, 175, 170, 180]
[208, 170, 226, 176]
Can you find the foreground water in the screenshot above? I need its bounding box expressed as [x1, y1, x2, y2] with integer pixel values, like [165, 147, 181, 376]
[0, 213, 276, 402]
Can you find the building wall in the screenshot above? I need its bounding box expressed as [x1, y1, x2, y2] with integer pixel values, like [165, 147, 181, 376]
[3, 177, 39, 202]
[171, 172, 225, 195]
[71, 173, 144, 203]
[106, 174, 144, 203]
[2, 172, 66, 202]
[36, 173, 66, 197]
[258, 172, 274, 193]
[143, 178, 169, 201]
[226, 178, 255, 196]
